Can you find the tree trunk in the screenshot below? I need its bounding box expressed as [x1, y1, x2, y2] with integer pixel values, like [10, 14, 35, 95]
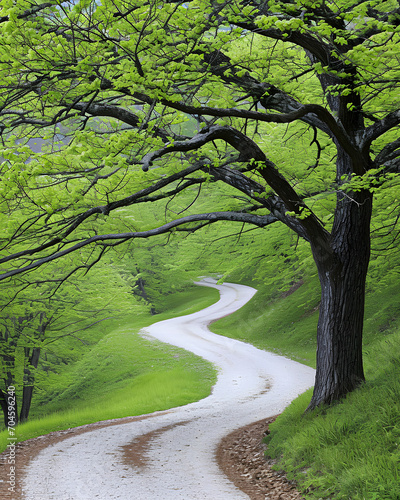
[20, 347, 41, 423]
[307, 186, 373, 411]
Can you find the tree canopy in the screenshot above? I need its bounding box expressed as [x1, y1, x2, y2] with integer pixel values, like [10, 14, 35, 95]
[0, 0, 400, 409]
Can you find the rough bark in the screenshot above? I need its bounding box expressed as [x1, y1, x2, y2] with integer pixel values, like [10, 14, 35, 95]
[307, 185, 372, 410]
[20, 347, 41, 423]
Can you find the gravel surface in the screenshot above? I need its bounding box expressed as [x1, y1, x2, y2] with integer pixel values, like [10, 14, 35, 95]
[0, 280, 315, 499]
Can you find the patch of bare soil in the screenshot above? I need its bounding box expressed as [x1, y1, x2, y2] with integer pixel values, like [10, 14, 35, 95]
[217, 416, 305, 500]
[120, 419, 193, 470]
[0, 414, 304, 500]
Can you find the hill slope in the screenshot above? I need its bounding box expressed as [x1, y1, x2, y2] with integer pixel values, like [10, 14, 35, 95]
[211, 275, 400, 500]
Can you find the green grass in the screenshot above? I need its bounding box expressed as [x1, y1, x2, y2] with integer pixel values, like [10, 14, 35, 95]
[4, 271, 400, 500]
[265, 333, 400, 499]
[0, 285, 219, 453]
[211, 276, 400, 500]
[1, 368, 213, 452]
[211, 275, 320, 367]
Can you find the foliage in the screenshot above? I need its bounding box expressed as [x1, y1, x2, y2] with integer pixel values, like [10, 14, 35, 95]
[0, 0, 398, 278]
[0, 0, 400, 409]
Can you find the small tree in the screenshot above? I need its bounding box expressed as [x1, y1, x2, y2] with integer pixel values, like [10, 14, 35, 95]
[0, 258, 139, 426]
[0, 0, 399, 410]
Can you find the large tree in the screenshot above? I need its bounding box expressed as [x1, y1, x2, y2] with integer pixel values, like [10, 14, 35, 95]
[0, 0, 399, 410]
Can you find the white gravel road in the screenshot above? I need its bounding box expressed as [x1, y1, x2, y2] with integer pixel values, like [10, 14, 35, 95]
[21, 279, 315, 500]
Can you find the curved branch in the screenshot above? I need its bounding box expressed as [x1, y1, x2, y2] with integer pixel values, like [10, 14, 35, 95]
[206, 165, 309, 239]
[141, 124, 330, 246]
[0, 160, 209, 265]
[70, 102, 171, 142]
[98, 58, 335, 137]
[0, 211, 277, 281]
[233, 22, 332, 67]
[374, 137, 400, 174]
[155, 100, 358, 162]
[142, 125, 265, 171]
[362, 110, 400, 152]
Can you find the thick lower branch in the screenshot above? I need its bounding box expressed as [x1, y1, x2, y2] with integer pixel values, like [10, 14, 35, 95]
[142, 124, 329, 245]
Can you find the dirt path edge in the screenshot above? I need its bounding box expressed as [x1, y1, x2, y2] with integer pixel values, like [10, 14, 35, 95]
[0, 413, 305, 500]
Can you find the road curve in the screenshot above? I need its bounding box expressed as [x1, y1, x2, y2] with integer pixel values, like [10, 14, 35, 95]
[21, 279, 315, 500]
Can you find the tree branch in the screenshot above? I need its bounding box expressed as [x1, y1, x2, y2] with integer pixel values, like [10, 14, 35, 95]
[0, 160, 210, 265]
[142, 125, 264, 171]
[0, 2, 57, 23]
[153, 99, 360, 165]
[70, 102, 171, 142]
[232, 21, 332, 66]
[0, 211, 277, 281]
[142, 124, 330, 244]
[374, 138, 400, 173]
[362, 110, 400, 152]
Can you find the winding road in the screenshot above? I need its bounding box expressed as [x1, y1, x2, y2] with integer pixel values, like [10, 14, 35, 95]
[21, 279, 315, 499]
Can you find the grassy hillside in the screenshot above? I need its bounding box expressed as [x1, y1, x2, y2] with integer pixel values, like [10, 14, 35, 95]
[2, 253, 399, 499]
[211, 275, 400, 500]
[0, 285, 219, 453]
